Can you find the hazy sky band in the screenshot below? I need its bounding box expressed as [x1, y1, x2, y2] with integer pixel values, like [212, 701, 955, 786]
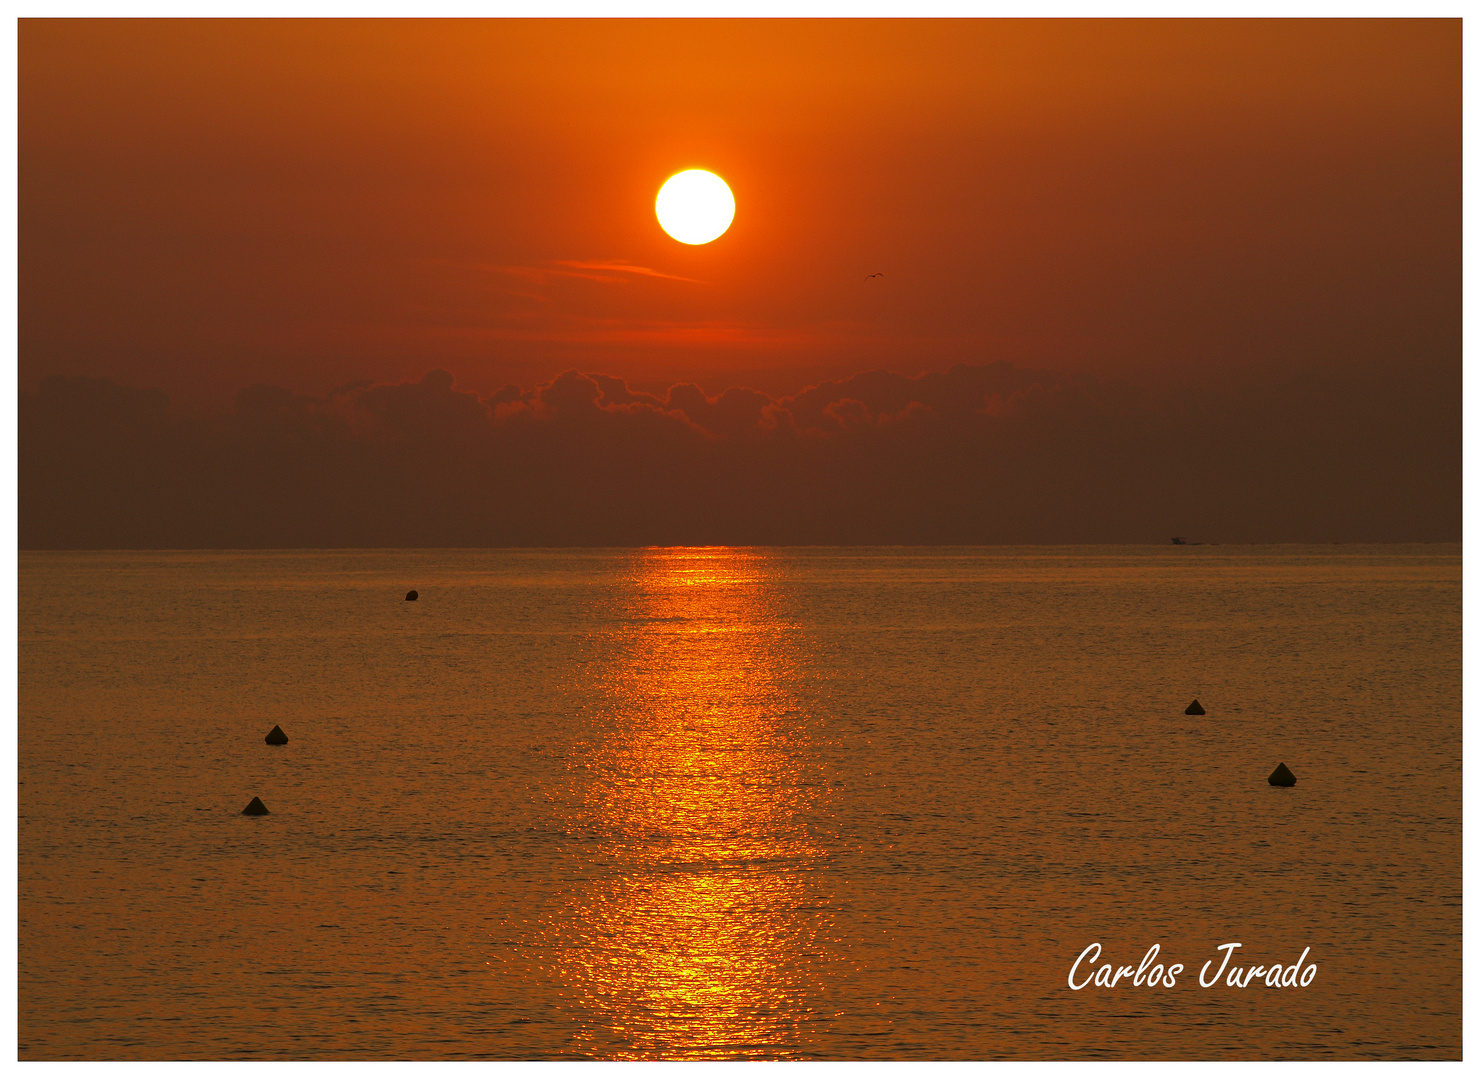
[20, 363, 1457, 547]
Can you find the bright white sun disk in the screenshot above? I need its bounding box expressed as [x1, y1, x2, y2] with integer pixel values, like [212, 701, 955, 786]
[655, 170, 734, 245]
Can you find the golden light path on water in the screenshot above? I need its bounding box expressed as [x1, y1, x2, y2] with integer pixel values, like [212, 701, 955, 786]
[543, 548, 841, 1058]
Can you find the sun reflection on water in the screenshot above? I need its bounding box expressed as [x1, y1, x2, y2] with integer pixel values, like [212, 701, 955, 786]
[543, 548, 842, 1058]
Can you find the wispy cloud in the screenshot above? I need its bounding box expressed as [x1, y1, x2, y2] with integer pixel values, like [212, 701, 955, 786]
[550, 260, 703, 284]
[407, 256, 706, 308]
[477, 260, 703, 286]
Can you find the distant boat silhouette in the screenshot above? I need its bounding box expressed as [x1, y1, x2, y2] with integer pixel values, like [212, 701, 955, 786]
[1172, 536, 1187, 545]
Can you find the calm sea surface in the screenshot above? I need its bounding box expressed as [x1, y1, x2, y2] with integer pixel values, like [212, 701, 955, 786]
[18, 546, 1461, 1059]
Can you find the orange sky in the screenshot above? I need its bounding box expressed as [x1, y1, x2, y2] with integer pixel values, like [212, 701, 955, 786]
[20, 18, 1459, 408]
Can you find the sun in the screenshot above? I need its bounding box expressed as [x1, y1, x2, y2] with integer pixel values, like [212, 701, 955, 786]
[655, 170, 735, 245]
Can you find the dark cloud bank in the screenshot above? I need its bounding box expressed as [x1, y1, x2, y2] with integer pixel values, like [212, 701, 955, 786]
[20, 362, 1458, 548]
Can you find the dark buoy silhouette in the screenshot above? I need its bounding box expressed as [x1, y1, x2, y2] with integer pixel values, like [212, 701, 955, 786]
[1185, 699, 1206, 715]
[264, 724, 288, 745]
[242, 797, 270, 815]
[1268, 763, 1297, 787]
[405, 590, 418, 601]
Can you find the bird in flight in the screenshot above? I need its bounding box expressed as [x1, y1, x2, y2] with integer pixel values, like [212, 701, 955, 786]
[865, 272, 884, 281]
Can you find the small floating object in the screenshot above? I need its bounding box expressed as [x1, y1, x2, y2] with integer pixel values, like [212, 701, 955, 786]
[405, 590, 418, 601]
[1268, 763, 1297, 787]
[242, 797, 270, 815]
[1185, 699, 1206, 715]
[264, 724, 288, 746]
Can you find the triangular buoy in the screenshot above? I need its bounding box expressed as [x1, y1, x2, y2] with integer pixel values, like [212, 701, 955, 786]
[264, 724, 288, 745]
[242, 796, 270, 815]
[405, 590, 418, 601]
[1268, 763, 1297, 787]
[1185, 699, 1206, 715]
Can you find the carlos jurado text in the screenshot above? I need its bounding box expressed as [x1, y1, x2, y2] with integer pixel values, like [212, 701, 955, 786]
[1068, 943, 1318, 990]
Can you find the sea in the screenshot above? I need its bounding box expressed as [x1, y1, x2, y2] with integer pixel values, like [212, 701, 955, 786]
[17, 546, 1462, 1059]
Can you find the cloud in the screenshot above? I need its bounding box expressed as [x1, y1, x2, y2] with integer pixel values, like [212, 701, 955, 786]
[481, 260, 703, 286]
[19, 362, 1459, 547]
[551, 260, 703, 284]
